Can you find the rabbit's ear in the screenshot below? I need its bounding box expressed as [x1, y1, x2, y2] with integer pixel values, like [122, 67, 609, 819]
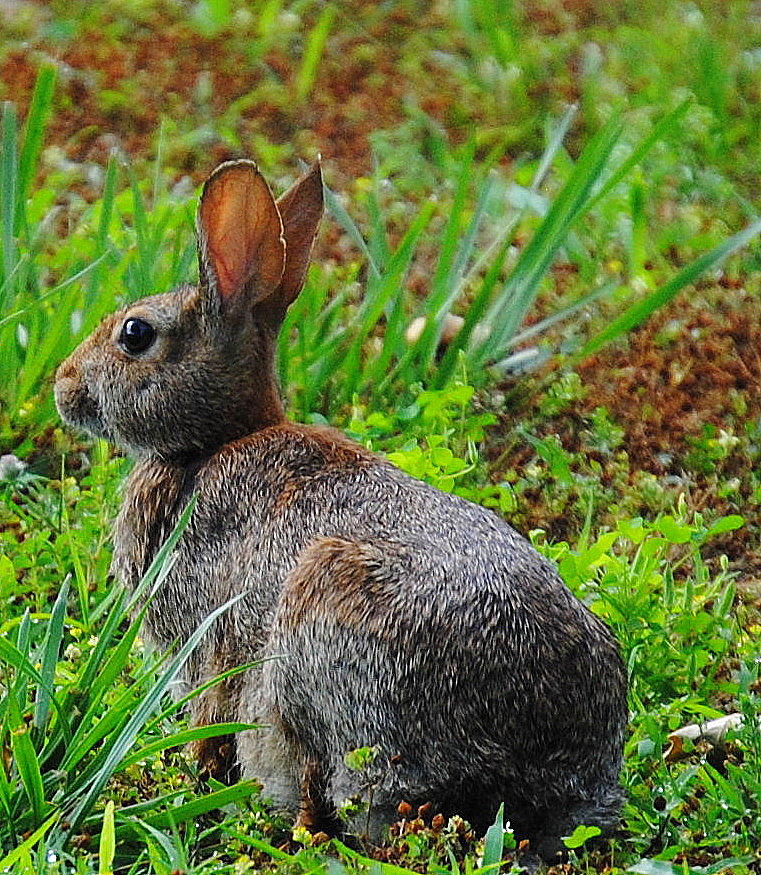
[197, 160, 286, 309]
[273, 160, 324, 308]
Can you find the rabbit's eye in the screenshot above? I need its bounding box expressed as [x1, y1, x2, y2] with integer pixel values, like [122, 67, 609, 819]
[119, 318, 156, 354]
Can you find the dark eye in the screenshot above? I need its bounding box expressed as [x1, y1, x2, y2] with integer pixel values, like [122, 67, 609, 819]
[119, 318, 156, 354]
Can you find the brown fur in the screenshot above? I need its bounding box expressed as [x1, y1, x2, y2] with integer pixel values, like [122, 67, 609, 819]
[281, 538, 396, 637]
[55, 159, 627, 859]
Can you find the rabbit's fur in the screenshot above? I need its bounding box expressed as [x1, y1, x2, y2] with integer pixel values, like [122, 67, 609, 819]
[55, 160, 627, 858]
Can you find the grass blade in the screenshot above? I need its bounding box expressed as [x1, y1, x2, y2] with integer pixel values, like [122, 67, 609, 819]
[127, 496, 196, 611]
[0, 102, 18, 299]
[16, 65, 56, 229]
[32, 579, 69, 731]
[118, 722, 256, 770]
[577, 218, 761, 358]
[144, 660, 259, 731]
[8, 698, 47, 824]
[296, 4, 336, 101]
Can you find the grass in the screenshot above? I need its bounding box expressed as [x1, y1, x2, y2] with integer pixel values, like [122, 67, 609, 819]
[1, 384, 759, 873]
[2, 71, 757, 437]
[2, 0, 761, 872]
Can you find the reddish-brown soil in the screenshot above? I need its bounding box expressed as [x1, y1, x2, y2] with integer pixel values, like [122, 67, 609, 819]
[577, 290, 761, 473]
[4, 1, 760, 567]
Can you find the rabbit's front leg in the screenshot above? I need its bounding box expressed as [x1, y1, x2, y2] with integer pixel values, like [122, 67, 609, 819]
[236, 677, 303, 816]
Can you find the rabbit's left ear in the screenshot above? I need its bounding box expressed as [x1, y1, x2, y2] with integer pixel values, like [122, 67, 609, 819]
[273, 160, 324, 309]
[198, 160, 286, 309]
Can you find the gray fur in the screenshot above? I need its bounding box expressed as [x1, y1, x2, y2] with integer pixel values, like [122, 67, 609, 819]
[54, 160, 627, 859]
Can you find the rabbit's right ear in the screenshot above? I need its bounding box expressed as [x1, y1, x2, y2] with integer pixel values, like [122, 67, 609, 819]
[197, 160, 286, 315]
[273, 161, 324, 309]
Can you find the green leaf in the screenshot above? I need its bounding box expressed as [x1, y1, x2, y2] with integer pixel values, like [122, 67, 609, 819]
[562, 823, 601, 849]
[481, 802, 505, 868]
[706, 515, 745, 537]
[656, 516, 693, 544]
[99, 800, 116, 875]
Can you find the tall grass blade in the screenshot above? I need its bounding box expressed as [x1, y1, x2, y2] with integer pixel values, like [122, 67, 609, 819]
[64, 590, 247, 833]
[8, 698, 46, 823]
[0, 102, 18, 299]
[577, 217, 761, 358]
[77, 588, 127, 694]
[534, 104, 578, 190]
[127, 496, 196, 611]
[413, 145, 483, 370]
[32, 579, 69, 731]
[61, 660, 150, 775]
[127, 165, 152, 293]
[145, 660, 258, 731]
[296, 4, 336, 101]
[16, 65, 57, 229]
[0, 249, 111, 329]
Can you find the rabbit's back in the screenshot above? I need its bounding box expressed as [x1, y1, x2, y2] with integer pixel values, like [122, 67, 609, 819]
[122, 422, 625, 844]
[134, 420, 622, 685]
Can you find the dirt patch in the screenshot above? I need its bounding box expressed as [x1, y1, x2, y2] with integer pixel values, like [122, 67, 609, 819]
[2, 4, 483, 187]
[577, 289, 761, 474]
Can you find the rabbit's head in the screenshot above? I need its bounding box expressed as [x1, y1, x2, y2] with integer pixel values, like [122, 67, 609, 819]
[55, 160, 323, 461]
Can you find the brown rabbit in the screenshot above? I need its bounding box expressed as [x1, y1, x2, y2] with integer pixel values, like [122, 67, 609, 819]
[55, 159, 627, 859]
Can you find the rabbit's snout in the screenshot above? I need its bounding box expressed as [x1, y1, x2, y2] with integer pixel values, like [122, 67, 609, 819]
[54, 359, 101, 431]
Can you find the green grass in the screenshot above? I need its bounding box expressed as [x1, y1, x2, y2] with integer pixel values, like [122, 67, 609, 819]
[1, 383, 759, 873]
[3, 69, 756, 441]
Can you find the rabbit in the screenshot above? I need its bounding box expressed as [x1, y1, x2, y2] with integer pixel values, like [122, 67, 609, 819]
[55, 158, 628, 860]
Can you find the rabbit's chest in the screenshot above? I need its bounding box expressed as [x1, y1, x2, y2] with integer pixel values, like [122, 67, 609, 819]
[111, 456, 288, 648]
[112, 461, 186, 583]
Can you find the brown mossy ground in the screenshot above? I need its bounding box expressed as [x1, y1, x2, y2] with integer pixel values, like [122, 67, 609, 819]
[5, 0, 761, 561]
